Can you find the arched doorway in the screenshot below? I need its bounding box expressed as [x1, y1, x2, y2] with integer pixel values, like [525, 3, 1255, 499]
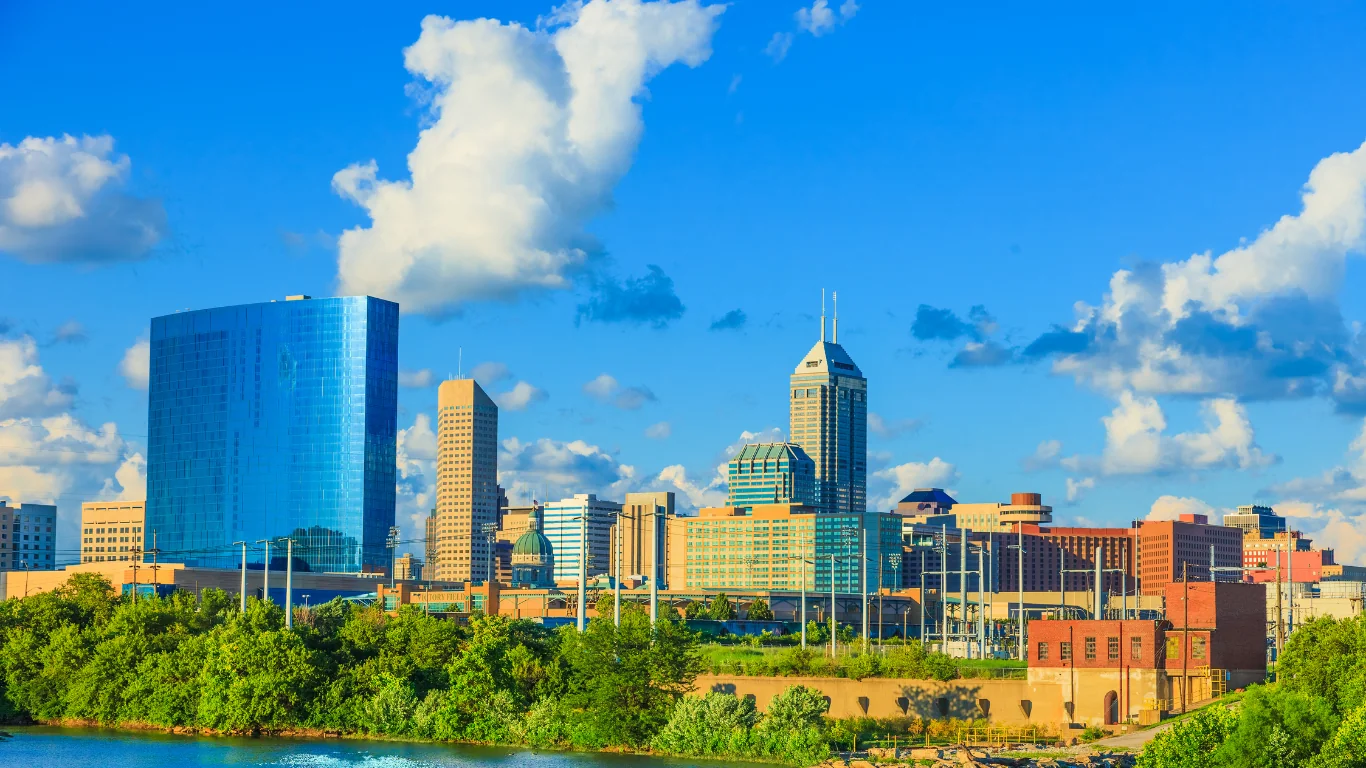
[1103, 690, 1119, 725]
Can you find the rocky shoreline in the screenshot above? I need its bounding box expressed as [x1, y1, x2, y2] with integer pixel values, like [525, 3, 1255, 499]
[817, 746, 1137, 768]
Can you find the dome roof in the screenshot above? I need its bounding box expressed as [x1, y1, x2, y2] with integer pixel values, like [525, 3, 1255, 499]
[512, 529, 554, 560]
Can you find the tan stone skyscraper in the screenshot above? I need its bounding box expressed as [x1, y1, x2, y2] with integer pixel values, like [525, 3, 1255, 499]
[425, 379, 499, 583]
[789, 295, 867, 515]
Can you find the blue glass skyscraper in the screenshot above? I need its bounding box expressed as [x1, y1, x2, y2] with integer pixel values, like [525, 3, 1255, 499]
[145, 295, 398, 573]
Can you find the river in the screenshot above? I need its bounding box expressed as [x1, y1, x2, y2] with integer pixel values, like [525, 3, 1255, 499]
[0, 726, 764, 768]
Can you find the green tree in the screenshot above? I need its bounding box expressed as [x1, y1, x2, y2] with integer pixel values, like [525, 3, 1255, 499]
[559, 605, 701, 747]
[1278, 615, 1366, 716]
[1137, 703, 1238, 768]
[1213, 685, 1337, 768]
[651, 692, 758, 757]
[754, 685, 830, 765]
[707, 593, 735, 621]
[197, 601, 323, 732]
[747, 598, 774, 621]
[683, 601, 705, 620]
[1309, 703, 1366, 768]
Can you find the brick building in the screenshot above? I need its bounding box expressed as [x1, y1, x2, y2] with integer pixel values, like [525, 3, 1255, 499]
[1242, 530, 1333, 584]
[1136, 514, 1243, 596]
[1028, 581, 1266, 724]
[996, 525, 1138, 596]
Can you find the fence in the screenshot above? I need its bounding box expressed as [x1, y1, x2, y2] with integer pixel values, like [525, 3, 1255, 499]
[859, 725, 1049, 751]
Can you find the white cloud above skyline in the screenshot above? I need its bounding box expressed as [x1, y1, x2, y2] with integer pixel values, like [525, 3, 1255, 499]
[332, 0, 724, 315]
[0, 134, 165, 263]
[768, 0, 859, 62]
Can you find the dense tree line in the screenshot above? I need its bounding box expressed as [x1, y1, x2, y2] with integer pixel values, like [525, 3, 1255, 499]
[0, 574, 829, 765]
[1138, 614, 1366, 768]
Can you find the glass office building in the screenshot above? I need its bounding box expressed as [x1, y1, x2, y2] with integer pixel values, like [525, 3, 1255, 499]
[145, 295, 398, 572]
[726, 443, 816, 508]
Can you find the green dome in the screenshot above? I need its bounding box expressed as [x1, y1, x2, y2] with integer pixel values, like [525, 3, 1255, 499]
[512, 529, 554, 560]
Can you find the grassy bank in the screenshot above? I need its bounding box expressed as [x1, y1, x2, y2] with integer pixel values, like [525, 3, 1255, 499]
[699, 644, 1026, 680]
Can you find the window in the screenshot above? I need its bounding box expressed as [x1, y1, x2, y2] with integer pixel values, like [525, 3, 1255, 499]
[1084, 637, 1097, 660]
[1060, 641, 1072, 661]
[1036, 642, 1049, 660]
[1108, 637, 1120, 661]
[1166, 636, 1181, 659]
[1193, 637, 1207, 660]
[1131, 636, 1142, 661]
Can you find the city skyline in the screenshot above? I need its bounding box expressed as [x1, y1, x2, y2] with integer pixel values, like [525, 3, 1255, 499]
[6, 1, 1366, 567]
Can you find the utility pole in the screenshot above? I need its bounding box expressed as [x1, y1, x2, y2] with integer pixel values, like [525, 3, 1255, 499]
[234, 541, 247, 612]
[1005, 525, 1026, 660]
[830, 552, 838, 658]
[148, 531, 161, 596]
[131, 546, 140, 603]
[1276, 547, 1285, 652]
[650, 504, 662, 626]
[938, 528, 947, 649]
[612, 510, 635, 628]
[961, 524, 972, 650]
[1094, 544, 1105, 619]
[920, 550, 927, 644]
[885, 552, 901, 644]
[800, 544, 809, 649]
[1182, 561, 1189, 714]
[1122, 542, 1128, 620]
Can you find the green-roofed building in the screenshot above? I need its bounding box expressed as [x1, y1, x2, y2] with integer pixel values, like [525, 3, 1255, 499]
[726, 442, 817, 509]
[511, 506, 556, 588]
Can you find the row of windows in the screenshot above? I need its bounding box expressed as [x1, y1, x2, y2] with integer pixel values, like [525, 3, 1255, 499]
[1036, 635, 1207, 662]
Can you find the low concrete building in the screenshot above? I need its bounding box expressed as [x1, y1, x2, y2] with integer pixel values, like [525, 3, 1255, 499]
[0, 560, 388, 603]
[80, 500, 146, 563]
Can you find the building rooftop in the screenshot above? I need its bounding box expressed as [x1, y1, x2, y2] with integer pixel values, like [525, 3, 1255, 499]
[731, 442, 813, 463]
[793, 340, 863, 377]
[898, 488, 959, 506]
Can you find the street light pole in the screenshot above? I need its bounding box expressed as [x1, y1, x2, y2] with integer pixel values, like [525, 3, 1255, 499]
[861, 530, 869, 652]
[577, 513, 589, 632]
[284, 537, 294, 630]
[1017, 525, 1024, 660]
[256, 539, 272, 604]
[233, 541, 247, 613]
[388, 526, 401, 589]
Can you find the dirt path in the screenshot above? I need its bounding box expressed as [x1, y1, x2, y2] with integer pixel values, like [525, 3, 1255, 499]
[1091, 721, 1174, 750]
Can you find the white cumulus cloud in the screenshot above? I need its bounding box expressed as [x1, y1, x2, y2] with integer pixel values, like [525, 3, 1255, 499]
[871, 457, 959, 511]
[1064, 392, 1275, 476]
[0, 339, 143, 555]
[769, 0, 858, 61]
[493, 381, 548, 412]
[645, 421, 671, 439]
[0, 134, 165, 263]
[119, 338, 149, 391]
[1146, 495, 1218, 522]
[398, 369, 434, 388]
[395, 413, 437, 542]
[332, 0, 724, 315]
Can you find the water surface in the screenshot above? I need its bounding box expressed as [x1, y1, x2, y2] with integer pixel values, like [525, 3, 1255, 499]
[0, 726, 759, 768]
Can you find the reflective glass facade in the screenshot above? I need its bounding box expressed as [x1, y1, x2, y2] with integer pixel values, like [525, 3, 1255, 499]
[726, 443, 816, 508]
[145, 296, 398, 572]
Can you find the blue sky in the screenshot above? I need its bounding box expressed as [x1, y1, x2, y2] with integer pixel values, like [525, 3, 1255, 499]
[6, 0, 1366, 563]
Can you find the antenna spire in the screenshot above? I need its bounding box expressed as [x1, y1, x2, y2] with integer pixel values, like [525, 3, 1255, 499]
[820, 289, 826, 342]
[458, 347, 463, 379]
[833, 290, 839, 344]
